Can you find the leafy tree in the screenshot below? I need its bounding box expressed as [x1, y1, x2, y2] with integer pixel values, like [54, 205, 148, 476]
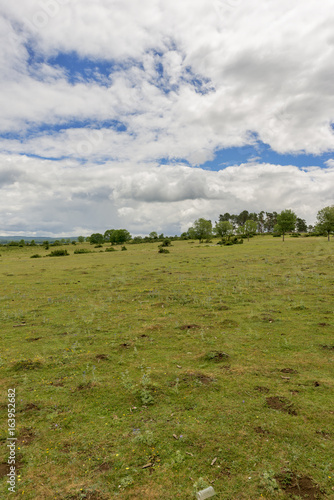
[149, 231, 158, 239]
[316, 206, 334, 241]
[296, 218, 308, 233]
[244, 220, 258, 241]
[110, 229, 132, 245]
[89, 233, 104, 245]
[258, 211, 265, 233]
[104, 229, 115, 243]
[276, 209, 297, 241]
[192, 218, 213, 242]
[214, 220, 233, 239]
[237, 210, 249, 226]
[219, 213, 231, 222]
[77, 236, 85, 243]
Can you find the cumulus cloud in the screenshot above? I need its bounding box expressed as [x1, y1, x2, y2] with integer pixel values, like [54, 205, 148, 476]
[0, 154, 332, 236]
[0, 0, 333, 235]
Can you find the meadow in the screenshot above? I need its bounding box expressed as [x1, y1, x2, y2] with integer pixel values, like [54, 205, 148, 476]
[0, 236, 333, 499]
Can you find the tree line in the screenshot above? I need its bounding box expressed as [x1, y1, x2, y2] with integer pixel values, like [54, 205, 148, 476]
[2, 206, 333, 247]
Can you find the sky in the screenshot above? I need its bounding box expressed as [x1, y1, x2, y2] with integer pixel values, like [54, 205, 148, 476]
[0, 0, 334, 237]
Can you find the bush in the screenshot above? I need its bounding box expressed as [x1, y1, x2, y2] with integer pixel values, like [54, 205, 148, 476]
[121, 246, 127, 251]
[30, 254, 42, 259]
[94, 244, 103, 248]
[74, 249, 92, 254]
[48, 249, 69, 257]
[159, 248, 170, 253]
[105, 247, 116, 252]
[160, 238, 171, 247]
[217, 236, 243, 246]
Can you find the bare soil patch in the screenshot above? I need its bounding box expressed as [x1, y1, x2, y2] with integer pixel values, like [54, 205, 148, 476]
[17, 428, 35, 446]
[281, 368, 298, 374]
[266, 396, 297, 415]
[254, 386, 270, 393]
[254, 426, 269, 435]
[96, 354, 108, 360]
[275, 471, 322, 499]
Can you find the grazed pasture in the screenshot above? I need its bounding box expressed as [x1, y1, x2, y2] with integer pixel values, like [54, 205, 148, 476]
[0, 236, 333, 499]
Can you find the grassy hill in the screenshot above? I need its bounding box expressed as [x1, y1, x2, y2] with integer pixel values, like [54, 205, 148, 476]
[0, 236, 333, 498]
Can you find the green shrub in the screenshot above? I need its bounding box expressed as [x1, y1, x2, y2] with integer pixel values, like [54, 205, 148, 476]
[74, 249, 92, 254]
[48, 249, 69, 257]
[159, 248, 170, 253]
[94, 244, 103, 248]
[105, 247, 116, 252]
[30, 254, 42, 259]
[121, 246, 127, 251]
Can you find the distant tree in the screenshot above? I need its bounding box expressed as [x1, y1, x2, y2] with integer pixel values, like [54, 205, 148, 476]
[219, 213, 231, 222]
[192, 218, 213, 242]
[149, 231, 158, 239]
[158, 233, 164, 239]
[104, 229, 115, 243]
[258, 211, 265, 233]
[89, 233, 104, 245]
[187, 227, 196, 240]
[214, 220, 233, 239]
[77, 236, 85, 243]
[315, 206, 334, 241]
[276, 209, 297, 241]
[110, 229, 132, 245]
[308, 225, 314, 232]
[236, 210, 249, 226]
[244, 220, 258, 241]
[265, 212, 278, 232]
[296, 218, 308, 233]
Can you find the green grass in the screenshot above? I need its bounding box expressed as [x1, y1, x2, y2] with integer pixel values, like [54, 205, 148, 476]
[0, 237, 333, 499]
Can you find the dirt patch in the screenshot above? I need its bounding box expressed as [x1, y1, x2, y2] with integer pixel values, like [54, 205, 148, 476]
[76, 382, 94, 391]
[120, 343, 130, 348]
[96, 462, 112, 472]
[254, 426, 269, 435]
[26, 337, 42, 342]
[266, 396, 297, 415]
[321, 344, 334, 350]
[179, 324, 200, 330]
[0, 460, 23, 477]
[205, 351, 229, 362]
[318, 323, 329, 327]
[316, 430, 331, 439]
[281, 368, 298, 374]
[17, 428, 35, 446]
[275, 471, 322, 499]
[261, 314, 274, 323]
[254, 386, 270, 393]
[96, 354, 108, 360]
[21, 403, 40, 411]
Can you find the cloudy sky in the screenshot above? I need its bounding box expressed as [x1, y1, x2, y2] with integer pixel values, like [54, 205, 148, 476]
[1, 0, 334, 236]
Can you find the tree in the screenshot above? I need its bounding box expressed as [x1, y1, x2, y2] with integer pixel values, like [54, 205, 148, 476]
[258, 211, 265, 233]
[236, 210, 249, 226]
[89, 233, 104, 245]
[77, 236, 85, 243]
[276, 209, 297, 241]
[214, 220, 233, 239]
[192, 218, 213, 242]
[316, 206, 334, 241]
[104, 229, 115, 243]
[244, 220, 258, 241]
[149, 231, 158, 239]
[110, 229, 132, 245]
[296, 218, 308, 233]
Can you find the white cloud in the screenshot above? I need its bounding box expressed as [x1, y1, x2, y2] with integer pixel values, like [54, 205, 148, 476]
[0, 1, 334, 234]
[0, 154, 332, 236]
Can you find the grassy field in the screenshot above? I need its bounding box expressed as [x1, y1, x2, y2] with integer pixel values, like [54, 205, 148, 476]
[0, 236, 333, 499]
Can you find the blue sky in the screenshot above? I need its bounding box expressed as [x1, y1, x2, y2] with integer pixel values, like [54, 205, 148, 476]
[0, 0, 333, 236]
